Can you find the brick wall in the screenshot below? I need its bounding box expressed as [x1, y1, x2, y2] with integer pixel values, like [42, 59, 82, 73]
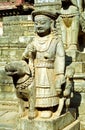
[0, 15, 34, 104]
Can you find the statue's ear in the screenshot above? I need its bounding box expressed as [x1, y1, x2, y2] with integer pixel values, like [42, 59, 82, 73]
[51, 20, 56, 31]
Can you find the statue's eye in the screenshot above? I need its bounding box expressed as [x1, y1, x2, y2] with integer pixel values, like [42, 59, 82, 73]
[35, 21, 46, 25]
[35, 22, 38, 25]
[40, 21, 46, 24]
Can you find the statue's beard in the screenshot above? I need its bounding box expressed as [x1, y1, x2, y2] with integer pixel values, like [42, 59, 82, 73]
[36, 28, 51, 37]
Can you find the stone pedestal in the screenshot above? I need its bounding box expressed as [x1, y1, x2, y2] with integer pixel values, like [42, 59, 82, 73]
[18, 112, 80, 130]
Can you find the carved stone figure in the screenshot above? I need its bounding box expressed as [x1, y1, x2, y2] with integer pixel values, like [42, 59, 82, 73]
[5, 60, 35, 117]
[63, 0, 83, 12]
[60, 0, 81, 50]
[22, 11, 66, 118]
[5, 11, 67, 119]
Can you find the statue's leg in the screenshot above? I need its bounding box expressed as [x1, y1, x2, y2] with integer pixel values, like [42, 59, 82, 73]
[77, 0, 83, 12]
[16, 90, 28, 117]
[69, 15, 79, 50]
[28, 81, 38, 119]
[54, 97, 65, 117]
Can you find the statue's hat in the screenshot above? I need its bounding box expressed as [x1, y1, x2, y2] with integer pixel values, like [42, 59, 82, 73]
[32, 10, 60, 21]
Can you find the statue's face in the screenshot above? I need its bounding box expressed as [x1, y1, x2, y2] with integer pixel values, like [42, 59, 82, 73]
[34, 15, 52, 36]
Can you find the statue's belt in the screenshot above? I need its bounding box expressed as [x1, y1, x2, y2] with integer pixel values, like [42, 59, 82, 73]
[34, 59, 54, 68]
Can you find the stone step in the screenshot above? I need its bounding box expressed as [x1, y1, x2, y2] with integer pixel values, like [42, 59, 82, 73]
[0, 100, 18, 111]
[63, 120, 80, 130]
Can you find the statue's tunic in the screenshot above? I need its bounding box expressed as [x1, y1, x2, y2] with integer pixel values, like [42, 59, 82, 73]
[22, 34, 65, 108]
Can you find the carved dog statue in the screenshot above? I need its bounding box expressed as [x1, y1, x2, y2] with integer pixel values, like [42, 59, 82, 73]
[5, 60, 34, 116]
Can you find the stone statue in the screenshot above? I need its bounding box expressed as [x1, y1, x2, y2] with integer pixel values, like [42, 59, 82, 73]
[3, 1, 83, 129]
[60, 0, 81, 50]
[5, 10, 68, 119]
[5, 60, 34, 116]
[22, 11, 66, 118]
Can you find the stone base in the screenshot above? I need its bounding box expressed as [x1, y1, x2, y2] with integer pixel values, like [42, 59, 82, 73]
[18, 112, 80, 130]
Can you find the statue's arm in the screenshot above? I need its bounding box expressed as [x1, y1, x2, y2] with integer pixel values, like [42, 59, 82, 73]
[54, 39, 65, 76]
[5, 42, 35, 78]
[71, 0, 83, 12]
[22, 42, 34, 63]
[77, 0, 83, 12]
[54, 39, 65, 95]
[22, 41, 36, 77]
[52, 38, 65, 95]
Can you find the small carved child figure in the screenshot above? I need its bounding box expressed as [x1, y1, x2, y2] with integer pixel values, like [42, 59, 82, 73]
[22, 11, 65, 118]
[60, 0, 81, 50]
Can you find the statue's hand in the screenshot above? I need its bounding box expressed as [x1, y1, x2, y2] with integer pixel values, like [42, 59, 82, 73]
[5, 60, 31, 77]
[56, 74, 65, 86]
[58, 74, 65, 85]
[55, 74, 65, 95]
[65, 67, 75, 78]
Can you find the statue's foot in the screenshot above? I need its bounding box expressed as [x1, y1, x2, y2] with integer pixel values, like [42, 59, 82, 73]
[40, 110, 52, 119]
[28, 109, 38, 119]
[65, 98, 71, 112]
[19, 109, 28, 118]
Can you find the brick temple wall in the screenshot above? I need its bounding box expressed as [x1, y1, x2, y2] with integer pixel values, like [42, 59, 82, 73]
[0, 15, 34, 98]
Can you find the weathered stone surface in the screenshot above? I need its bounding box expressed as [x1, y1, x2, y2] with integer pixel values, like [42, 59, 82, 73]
[74, 80, 85, 93]
[3, 15, 34, 36]
[66, 50, 80, 63]
[0, 111, 19, 130]
[80, 121, 85, 130]
[76, 52, 85, 62]
[34, 0, 61, 12]
[66, 51, 85, 64]
[71, 62, 85, 73]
